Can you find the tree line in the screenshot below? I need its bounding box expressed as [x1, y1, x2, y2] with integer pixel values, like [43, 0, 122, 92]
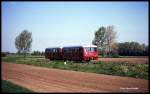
[117, 42, 148, 56]
[31, 51, 45, 56]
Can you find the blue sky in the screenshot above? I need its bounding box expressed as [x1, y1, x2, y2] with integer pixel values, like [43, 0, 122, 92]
[2, 2, 148, 53]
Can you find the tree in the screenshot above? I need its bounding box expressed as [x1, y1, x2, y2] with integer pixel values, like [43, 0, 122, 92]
[92, 26, 107, 55]
[92, 25, 117, 56]
[105, 25, 117, 56]
[145, 45, 149, 56]
[111, 43, 118, 55]
[15, 30, 32, 58]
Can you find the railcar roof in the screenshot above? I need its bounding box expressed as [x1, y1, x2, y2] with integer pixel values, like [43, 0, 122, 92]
[82, 45, 97, 47]
[46, 45, 97, 49]
[46, 47, 62, 49]
[63, 45, 97, 48]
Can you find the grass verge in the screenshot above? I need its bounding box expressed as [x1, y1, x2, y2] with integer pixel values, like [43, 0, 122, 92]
[2, 80, 33, 93]
[2, 55, 149, 80]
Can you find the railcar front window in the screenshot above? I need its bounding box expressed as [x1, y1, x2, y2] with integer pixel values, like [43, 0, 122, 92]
[92, 47, 97, 51]
[85, 47, 90, 52]
[85, 47, 97, 52]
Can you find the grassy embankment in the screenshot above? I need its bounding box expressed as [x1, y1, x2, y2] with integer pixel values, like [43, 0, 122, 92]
[2, 80, 33, 93]
[2, 55, 149, 80]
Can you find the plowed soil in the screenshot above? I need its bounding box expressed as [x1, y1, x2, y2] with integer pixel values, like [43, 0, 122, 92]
[2, 62, 148, 93]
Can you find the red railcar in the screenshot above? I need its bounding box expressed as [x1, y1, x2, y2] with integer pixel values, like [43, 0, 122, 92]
[45, 45, 98, 61]
[62, 45, 98, 61]
[45, 47, 62, 60]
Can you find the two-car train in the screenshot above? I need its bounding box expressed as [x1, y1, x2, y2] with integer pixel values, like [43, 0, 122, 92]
[45, 45, 98, 61]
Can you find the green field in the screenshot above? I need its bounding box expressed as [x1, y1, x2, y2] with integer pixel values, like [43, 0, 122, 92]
[2, 55, 149, 79]
[2, 80, 33, 93]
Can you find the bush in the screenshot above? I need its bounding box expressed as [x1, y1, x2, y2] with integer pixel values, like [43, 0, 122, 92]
[111, 54, 120, 58]
[1, 53, 7, 57]
[101, 54, 107, 58]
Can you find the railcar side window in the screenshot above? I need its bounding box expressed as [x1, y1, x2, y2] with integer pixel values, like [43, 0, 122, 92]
[64, 47, 80, 53]
[74, 48, 79, 52]
[64, 48, 70, 53]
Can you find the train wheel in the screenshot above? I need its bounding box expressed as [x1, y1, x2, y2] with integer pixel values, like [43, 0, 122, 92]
[86, 59, 90, 62]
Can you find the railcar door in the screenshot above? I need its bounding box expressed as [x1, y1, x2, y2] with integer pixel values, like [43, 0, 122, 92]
[79, 47, 84, 61]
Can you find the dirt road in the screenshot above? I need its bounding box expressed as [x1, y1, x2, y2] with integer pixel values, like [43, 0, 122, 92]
[98, 57, 148, 64]
[2, 62, 148, 93]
